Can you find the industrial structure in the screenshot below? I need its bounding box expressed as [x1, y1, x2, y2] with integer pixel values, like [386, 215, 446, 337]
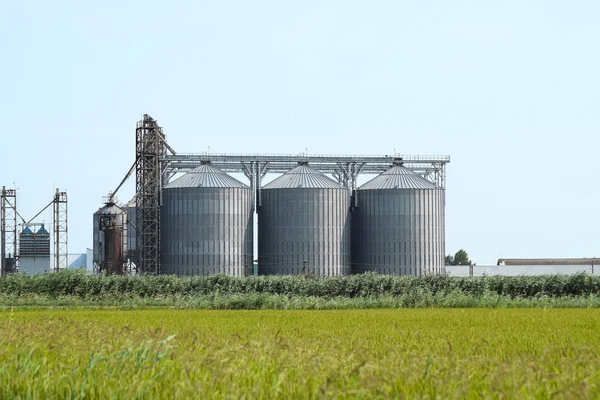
[19, 224, 51, 275]
[352, 163, 445, 275]
[497, 258, 600, 266]
[1, 187, 17, 274]
[93, 202, 126, 274]
[91, 193, 139, 274]
[93, 114, 450, 276]
[135, 115, 175, 275]
[160, 162, 253, 276]
[125, 199, 137, 267]
[259, 163, 351, 276]
[0, 186, 68, 275]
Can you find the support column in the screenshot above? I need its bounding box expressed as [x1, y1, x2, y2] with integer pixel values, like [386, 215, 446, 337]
[53, 189, 68, 272]
[135, 115, 166, 275]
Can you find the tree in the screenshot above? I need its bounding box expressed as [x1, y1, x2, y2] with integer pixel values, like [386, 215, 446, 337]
[445, 254, 454, 266]
[453, 249, 471, 265]
[445, 249, 472, 266]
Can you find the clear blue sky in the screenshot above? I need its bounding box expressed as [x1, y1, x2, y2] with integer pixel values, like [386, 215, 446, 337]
[1, 1, 598, 265]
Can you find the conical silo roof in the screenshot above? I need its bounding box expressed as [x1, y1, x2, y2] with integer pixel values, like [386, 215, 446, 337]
[37, 226, 49, 234]
[164, 163, 248, 189]
[263, 164, 341, 189]
[98, 203, 123, 215]
[21, 227, 34, 235]
[359, 165, 437, 190]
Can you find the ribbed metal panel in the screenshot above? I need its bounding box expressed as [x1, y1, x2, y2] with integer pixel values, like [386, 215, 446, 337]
[160, 169, 253, 277]
[19, 228, 50, 257]
[359, 165, 437, 190]
[259, 165, 351, 276]
[263, 165, 342, 189]
[92, 212, 99, 264]
[97, 204, 123, 215]
[165, 164, 248, 188]
[126, 200, 136, 254]
[352, 167, 445, 276]
[19, 225, 51, 274]
[92, 203, 125, 274]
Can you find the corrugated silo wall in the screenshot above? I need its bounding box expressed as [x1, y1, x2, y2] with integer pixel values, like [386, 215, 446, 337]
[160, 187, 253, 276]
[352, 188, 445, 276]
[92, 213, 100, 265]
[258, 188, 351, 276]
[126, 206, 136, 262]
[104, 226, 123, 273]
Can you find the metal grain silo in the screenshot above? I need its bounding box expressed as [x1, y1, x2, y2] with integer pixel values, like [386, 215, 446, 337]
[352, 163, 445, 276]
[92, 203, 126, 274]
[160, 162, 253, 276]
[258, 163, 351, 276]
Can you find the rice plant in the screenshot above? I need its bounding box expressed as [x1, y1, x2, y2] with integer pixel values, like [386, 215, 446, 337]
[0, 308, 598, 398]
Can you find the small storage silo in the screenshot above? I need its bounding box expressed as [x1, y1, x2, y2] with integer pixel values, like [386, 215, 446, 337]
[92, 203, 126, 274]
[258, 163, 351, 276]
[352, 162, 445, 276]
[160, 162, 253, 276]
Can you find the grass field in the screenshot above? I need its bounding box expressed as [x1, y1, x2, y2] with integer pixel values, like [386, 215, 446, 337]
[1, 309, 599, 398]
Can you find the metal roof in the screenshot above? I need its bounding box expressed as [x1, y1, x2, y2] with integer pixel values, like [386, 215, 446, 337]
[359, 165, 437, 190]
[262, 164, 342, 189]
[164, 163, 248, 189]
[98, 203, 123, 215]
[37, 226, 49, 234]
[125, 196, 136, 208]
[497, 258, 600, 266]
[21, 227, 33, 235]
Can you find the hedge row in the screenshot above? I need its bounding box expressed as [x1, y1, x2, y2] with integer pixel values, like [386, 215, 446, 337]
[0, 270, 599, 299]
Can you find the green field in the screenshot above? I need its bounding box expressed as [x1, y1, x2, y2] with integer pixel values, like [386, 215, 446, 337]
[1, 309, 599, 398]
[2, 270, 600, 310]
